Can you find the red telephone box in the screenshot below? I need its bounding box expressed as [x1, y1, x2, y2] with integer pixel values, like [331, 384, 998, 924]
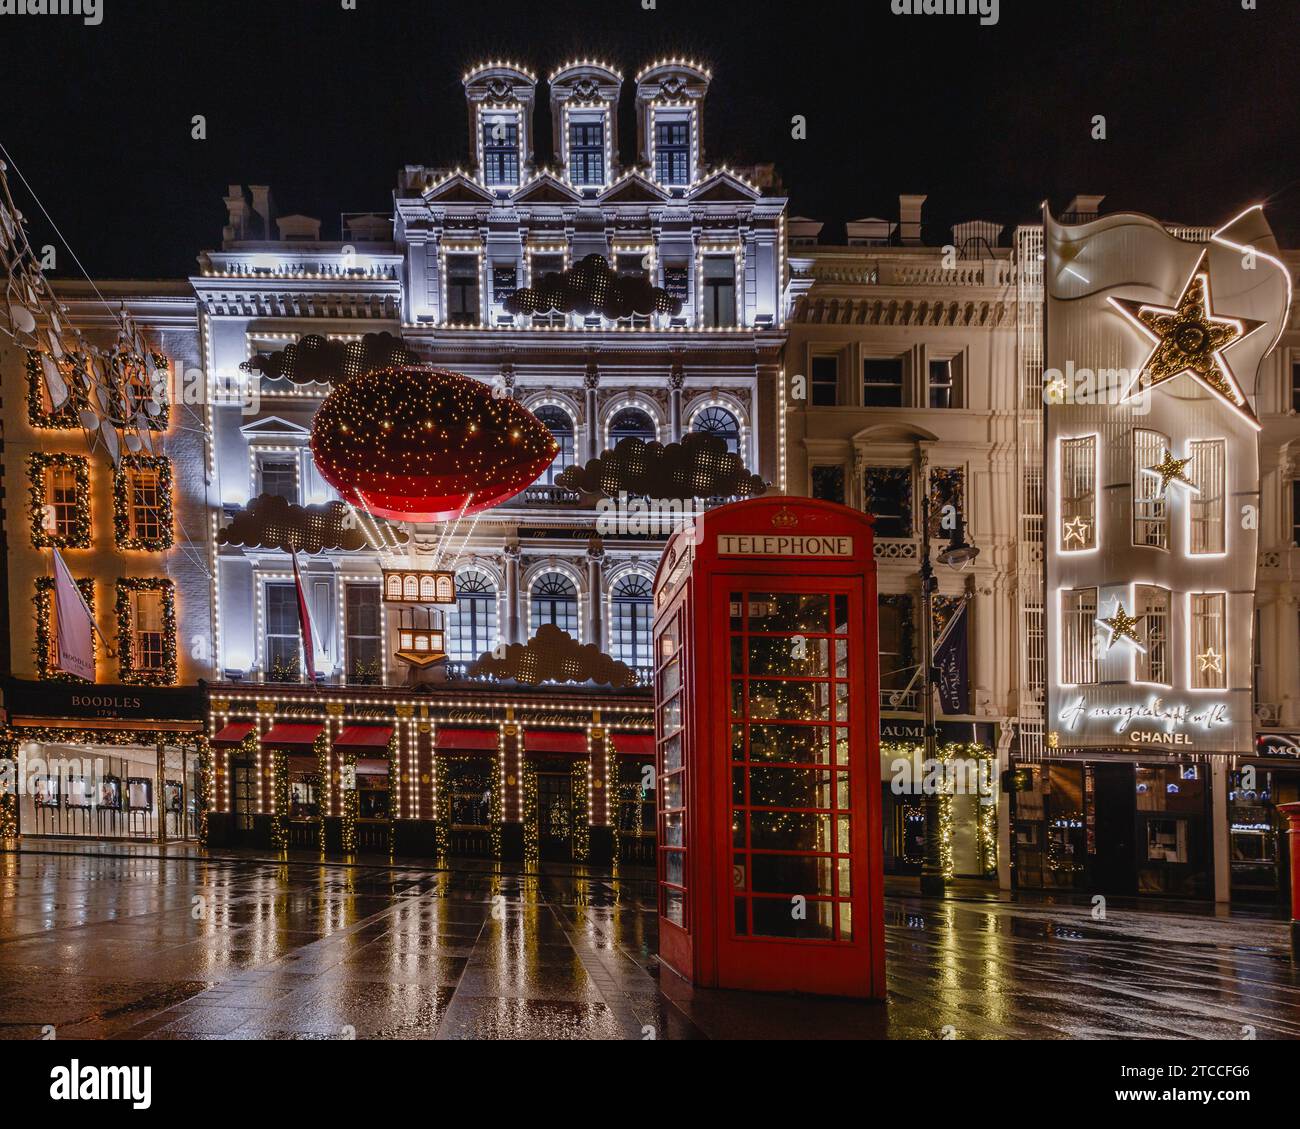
[652, 497, 884, 999]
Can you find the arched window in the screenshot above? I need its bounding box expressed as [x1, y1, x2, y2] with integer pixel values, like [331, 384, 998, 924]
[449, 570, 497, 664]
[692, 405, 741, 454]
[534, 405, 576, 485]
[609, 407, 656, 447]
[531, 572, 579, 637]
[610, 574, 654, 671]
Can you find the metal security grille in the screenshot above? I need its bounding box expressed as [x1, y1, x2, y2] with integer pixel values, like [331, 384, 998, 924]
[728, 591, 854, 943]
[1133, 429, 1170, 548]
[1060, 435, 1097, 550]
[1189, 438, 1226, 554]
[1061, 588, 1098, 685]
[1135, 584, 1171, 685]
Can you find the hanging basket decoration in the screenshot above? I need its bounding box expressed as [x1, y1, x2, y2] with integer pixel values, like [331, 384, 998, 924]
[310, 365, 558, 523]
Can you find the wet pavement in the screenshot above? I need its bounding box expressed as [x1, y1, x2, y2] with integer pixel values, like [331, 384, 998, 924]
[1, 842, 1297, 1040]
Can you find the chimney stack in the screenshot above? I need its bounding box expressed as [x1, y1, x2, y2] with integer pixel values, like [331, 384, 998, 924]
[899, 194, 927, 244]
[1063, 194, 1106, 223]
[222, 185, 251, 245]
[249, 185, 277, 241]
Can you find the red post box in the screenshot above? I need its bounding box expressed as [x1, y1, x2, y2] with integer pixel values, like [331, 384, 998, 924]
[1280, 800, 1300, 959]
[652, 498, 885, 998]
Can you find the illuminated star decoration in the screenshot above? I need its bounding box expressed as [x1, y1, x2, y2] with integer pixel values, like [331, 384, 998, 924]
[1197, 648, 1223, 675]
[1143, 449, 1198, 496]
[1109, 253, 1266, 428]
[1097, 601, 1146, 653]
[1062, 516, 1091, 547]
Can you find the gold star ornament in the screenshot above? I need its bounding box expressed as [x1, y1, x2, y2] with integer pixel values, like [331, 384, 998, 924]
[1143, 449, 1198, 495]
[1098, 602, 1146, 652]
[1062, 516, 1091, 547]
[1197, 648, 1223, 675]
[1110, 253, 1266, 427]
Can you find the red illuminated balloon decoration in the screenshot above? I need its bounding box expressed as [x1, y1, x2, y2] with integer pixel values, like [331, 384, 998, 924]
[310, 366, 559, 523]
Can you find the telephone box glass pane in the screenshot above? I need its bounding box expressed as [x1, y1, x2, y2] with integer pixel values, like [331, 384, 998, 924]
[730, 588, 854, 943]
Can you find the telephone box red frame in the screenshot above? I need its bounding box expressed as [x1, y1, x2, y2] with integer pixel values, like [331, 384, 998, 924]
[652, 497, 884, 999]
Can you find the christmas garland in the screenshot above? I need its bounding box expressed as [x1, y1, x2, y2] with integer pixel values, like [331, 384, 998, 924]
[570, 758, 590, 862]
[522, 765, 539, 865]
[340, 746, 358, 854]
[270, 747, 289, 851]
[25, 350, 87, 430]
[0, 742, 17, 839]
[113, 455, 174, 551]
[104, 350, 171, 432]
[315, 730, 330, 854]
[33, 576, 96, 681]
[28, 452, 91, 549]
[115, 578, 178, 686]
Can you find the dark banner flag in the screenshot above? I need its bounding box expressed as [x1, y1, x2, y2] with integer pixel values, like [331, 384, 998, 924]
[934, 600, 970, 715]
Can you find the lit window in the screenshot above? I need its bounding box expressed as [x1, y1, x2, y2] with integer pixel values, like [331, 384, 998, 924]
[259, 457, 297, 502]
[1190, 592, 1227, 690]
[1060, 436, 1097, 551]
[450, 570, 498, 664]
[702, 257, 736, 328]
[654, 120, 690, 186]
[46, 464, 82, 541]
[568, 120, 605, 186]
[1135, 585, 1171, 685]
[346, 585, 382, 685]
[610, 575, 654, 671]
[534, 406, 576, 485]
[1061, 588, 1098, 685]
[119, 583, 172, 681]
[446, 255, 480, 324]
[609, 407, 656, 447]
[1133, 428, 1170, 549]
[122, 460, 170, 548]
[1188, 439, 1225, 554]
[692, 406, 741, 454]
[531, 572, 579, 638]
[482, 116, 520, 186]
[265, 582, 301, 681]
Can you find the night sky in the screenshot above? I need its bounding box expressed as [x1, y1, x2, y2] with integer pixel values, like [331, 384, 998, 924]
[1, 0, 1297, 279]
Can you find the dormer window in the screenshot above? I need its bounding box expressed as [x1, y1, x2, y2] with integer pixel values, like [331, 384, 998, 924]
[568, 120, 605, 187]
[654, 120, 691, 186]
[482, 115, 521, 187]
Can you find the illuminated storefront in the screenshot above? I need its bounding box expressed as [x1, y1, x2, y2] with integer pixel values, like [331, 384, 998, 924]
[1035, 206, 1292, 900]
[202, 682, 652, 863]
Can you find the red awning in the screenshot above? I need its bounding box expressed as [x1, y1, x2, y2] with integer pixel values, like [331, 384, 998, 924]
[355, 758, 390, 777]
[211, 722, 255, 747]
[436, 728, 499, 751]
[612, 733, 654, 757]
[524, 729, 588, 755]
[262, 723, 324, 748]
[334, 725, 393, 753]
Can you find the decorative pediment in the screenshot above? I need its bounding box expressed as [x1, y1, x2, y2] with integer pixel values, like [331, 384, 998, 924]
[239, 415, 312, 439]
[598, 173, 671, 205]
[512, 174, 584, 205]
[424, 173, 497, 204]
[688, 171, 761, 203]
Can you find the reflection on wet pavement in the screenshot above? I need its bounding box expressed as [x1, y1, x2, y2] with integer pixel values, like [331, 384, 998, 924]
[0, 846, 1296, 1040]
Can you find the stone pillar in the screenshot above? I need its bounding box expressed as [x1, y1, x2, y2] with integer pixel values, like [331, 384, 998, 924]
[587, 537, 606, 652]
[588, 715, 614, 867]
[1212, 759, 1231, 904]
[669, 359, 685, 443]
[504, 545, 522, 645]
[584, 357, 600, 461]
[155, 741, 168, 843]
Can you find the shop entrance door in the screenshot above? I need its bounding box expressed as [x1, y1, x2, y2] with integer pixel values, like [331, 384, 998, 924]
[231, 761, 256, 843]
[1090, 764, 1137, 895]
[536, 772, 573, 862]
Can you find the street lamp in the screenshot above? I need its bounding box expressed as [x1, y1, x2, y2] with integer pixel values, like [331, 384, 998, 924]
[918, 495, 979, 897]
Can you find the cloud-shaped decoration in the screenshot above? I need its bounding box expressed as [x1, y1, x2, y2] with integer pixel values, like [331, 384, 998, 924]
[504, 254, 682, 319]
[468, 624, 637, 688]
[241, 332, 419, 386]
[218, 494, 391, 554]
[556, 432, 768, 501]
